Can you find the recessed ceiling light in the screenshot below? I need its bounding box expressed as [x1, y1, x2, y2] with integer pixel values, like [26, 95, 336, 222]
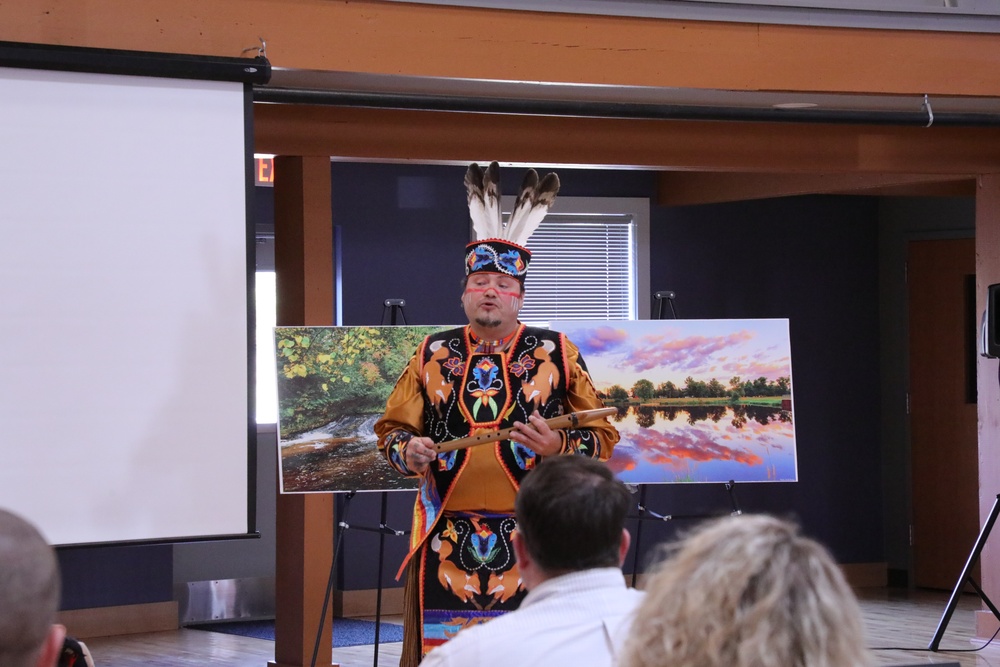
[773, 102, 819, 109]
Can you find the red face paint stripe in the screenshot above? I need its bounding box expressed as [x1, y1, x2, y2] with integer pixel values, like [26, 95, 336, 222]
[464, 287, 522, 298]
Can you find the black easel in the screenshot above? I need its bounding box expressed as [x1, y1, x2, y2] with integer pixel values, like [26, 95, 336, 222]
[627, 291, 679, 585]
[370, 298, 408, 663]
[628, 480, 743, 587]
[310, 490, 354, 667]
[381, 299, 407, 326]
[309, 299, 410, 667]
[928, 493, 1000, 650]
[338, 498, 407, 666]
[654, 290, 678, 320]
[627, 290, 745, 587]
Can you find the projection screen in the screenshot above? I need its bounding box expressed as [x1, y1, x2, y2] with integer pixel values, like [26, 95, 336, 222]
[0, 43, 269, 545]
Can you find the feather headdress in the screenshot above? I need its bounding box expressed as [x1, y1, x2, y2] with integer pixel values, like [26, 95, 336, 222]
[464, 161, 560, 245]
[464, 161, 560, 281]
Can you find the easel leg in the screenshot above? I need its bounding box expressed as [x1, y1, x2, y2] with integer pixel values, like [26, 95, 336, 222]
[967, 577, 1000, 622]
[929, 493, 1000, 650]
[628, 481, 743, 589]
[725, 480, 742, 515]
[373, 491, 388, 667]
[630, 485, 647, 588]
[310, 491, 356, 667]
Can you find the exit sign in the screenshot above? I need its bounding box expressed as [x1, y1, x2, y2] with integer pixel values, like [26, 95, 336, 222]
[255, 157, 274, 186]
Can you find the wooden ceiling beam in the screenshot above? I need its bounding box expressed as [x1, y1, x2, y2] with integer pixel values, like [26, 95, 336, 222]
[4, 1, 1000, 98]
[254, 104, 1000, 176]
[658, 172, 978, 205]
[829, 181, 976, 198]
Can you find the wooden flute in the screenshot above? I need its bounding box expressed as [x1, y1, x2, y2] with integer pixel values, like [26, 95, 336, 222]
[432, 407, 618, 453]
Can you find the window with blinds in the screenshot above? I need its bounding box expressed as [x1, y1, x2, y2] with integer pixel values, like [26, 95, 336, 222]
[497, 194, 650, 322]
[519, 214, 635, 321]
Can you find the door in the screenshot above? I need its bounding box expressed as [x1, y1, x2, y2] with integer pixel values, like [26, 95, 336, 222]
[908, 237, 978, 590]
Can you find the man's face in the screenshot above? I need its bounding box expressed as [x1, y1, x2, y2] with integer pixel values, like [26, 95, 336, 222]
[462, 272, 523, 333]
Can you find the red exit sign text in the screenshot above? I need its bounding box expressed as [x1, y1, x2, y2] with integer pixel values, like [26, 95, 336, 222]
[255, 157, 274, 186]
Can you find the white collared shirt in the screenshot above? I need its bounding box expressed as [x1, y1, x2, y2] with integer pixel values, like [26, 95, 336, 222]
[420, 567, 644, 667]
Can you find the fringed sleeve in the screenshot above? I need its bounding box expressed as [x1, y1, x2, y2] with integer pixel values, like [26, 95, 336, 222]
[558, 338, 620, 461]
[375, 349, 427, 477]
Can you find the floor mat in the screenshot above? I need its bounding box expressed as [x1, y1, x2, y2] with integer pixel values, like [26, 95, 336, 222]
[188, 618, 404, 648]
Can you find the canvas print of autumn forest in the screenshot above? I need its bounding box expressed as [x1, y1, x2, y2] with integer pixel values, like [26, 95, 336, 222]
[274, 320, 795, 493]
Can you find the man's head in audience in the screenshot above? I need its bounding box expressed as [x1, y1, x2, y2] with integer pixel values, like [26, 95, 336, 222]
[0, 509, 65, 667]
[513, 455, 632, 587]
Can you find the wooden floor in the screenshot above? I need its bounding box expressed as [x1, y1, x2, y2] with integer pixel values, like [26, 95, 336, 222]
[82, 589, 1000, 666]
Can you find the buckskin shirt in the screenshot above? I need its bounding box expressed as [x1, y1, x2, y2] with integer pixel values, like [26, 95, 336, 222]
[375, 323, 618, 657]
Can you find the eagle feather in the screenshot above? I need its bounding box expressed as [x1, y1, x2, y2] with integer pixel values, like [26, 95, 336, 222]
[466, 161, 559, 246]
[465, 161, 503, 240]
[503, 170, 559, 246]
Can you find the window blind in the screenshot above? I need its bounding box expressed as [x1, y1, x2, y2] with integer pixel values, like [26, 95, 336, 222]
[519, 214, 635, 321]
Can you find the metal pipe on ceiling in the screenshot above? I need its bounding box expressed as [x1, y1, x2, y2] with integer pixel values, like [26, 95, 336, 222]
[253, 86, 1000, 127]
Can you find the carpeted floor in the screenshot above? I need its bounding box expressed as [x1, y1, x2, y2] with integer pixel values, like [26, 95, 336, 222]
[188, 618, 404, 648]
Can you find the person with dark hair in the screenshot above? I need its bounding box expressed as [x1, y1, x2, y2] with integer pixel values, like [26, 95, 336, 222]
[375, 162, 619, 665]
[418, 455, 641, 667]
[0, 508, 66, 667]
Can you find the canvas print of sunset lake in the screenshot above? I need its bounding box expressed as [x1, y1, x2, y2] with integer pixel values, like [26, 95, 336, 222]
[551, 319, 797, 485]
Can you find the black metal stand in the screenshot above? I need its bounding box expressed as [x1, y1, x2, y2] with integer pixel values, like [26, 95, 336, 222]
[928, 493, 1000, 651]
[381, 299, 407, 325]
[628, 480, 743, 587]
[337, 493, 408, 666]
[309, 491, 410, 667]
[629, 288, 684, 587]
[653, 290, 678, 320]
[310, 490, 355, 667]
[308, 299, 412, 667]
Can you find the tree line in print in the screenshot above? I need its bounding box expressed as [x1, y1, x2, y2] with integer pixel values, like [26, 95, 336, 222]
[598, 375, 792, 403]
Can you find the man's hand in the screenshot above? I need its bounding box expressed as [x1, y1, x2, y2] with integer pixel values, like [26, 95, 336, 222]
[405, 436, 437, 473]
[509, 411, 562, 457]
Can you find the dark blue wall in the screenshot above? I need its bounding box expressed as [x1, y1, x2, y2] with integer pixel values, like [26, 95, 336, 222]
[333, 162, 471, 327]
[58, 544, 173, 610]
[58, 164, 883, 606]
[637, 195, 882, 566]
[325, 164, 883, 588]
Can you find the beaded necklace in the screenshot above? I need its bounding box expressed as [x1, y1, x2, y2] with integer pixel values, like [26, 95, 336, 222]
[471, 330, 517, 354]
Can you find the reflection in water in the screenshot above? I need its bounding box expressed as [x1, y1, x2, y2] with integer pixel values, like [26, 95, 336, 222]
[635, 406, 655, 429]
[605, 404, 797, 485]
[612, 404, 629, 422]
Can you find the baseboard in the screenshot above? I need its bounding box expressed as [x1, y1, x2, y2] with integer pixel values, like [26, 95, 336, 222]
[841, 562, 888, 588]
[887, 567, 909, 588]
[57, 601, 179, 639]
[976, 609, 1000, 638]
[170, 560, 885, 627]
[334, 587, 405, 617]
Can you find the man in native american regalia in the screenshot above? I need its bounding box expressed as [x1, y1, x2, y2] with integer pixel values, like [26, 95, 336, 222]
[374, 162, 619, 665]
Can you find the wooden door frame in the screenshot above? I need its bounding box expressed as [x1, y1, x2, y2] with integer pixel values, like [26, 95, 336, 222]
[905, 234, 978, 589]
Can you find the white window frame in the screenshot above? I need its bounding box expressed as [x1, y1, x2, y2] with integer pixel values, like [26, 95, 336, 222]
[499, 195, 650, 322]
[255, 269, 278, 425]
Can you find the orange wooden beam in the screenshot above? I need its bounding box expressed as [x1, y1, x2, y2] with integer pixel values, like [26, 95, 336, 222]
[658, 172, 976, 205]
[254, 103, 1000, 175]
[3, 1, 1000, 97]
[271, 156, 336, 667]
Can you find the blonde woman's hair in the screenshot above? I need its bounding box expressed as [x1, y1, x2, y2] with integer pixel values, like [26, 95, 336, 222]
[619, 514, 871, 667]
